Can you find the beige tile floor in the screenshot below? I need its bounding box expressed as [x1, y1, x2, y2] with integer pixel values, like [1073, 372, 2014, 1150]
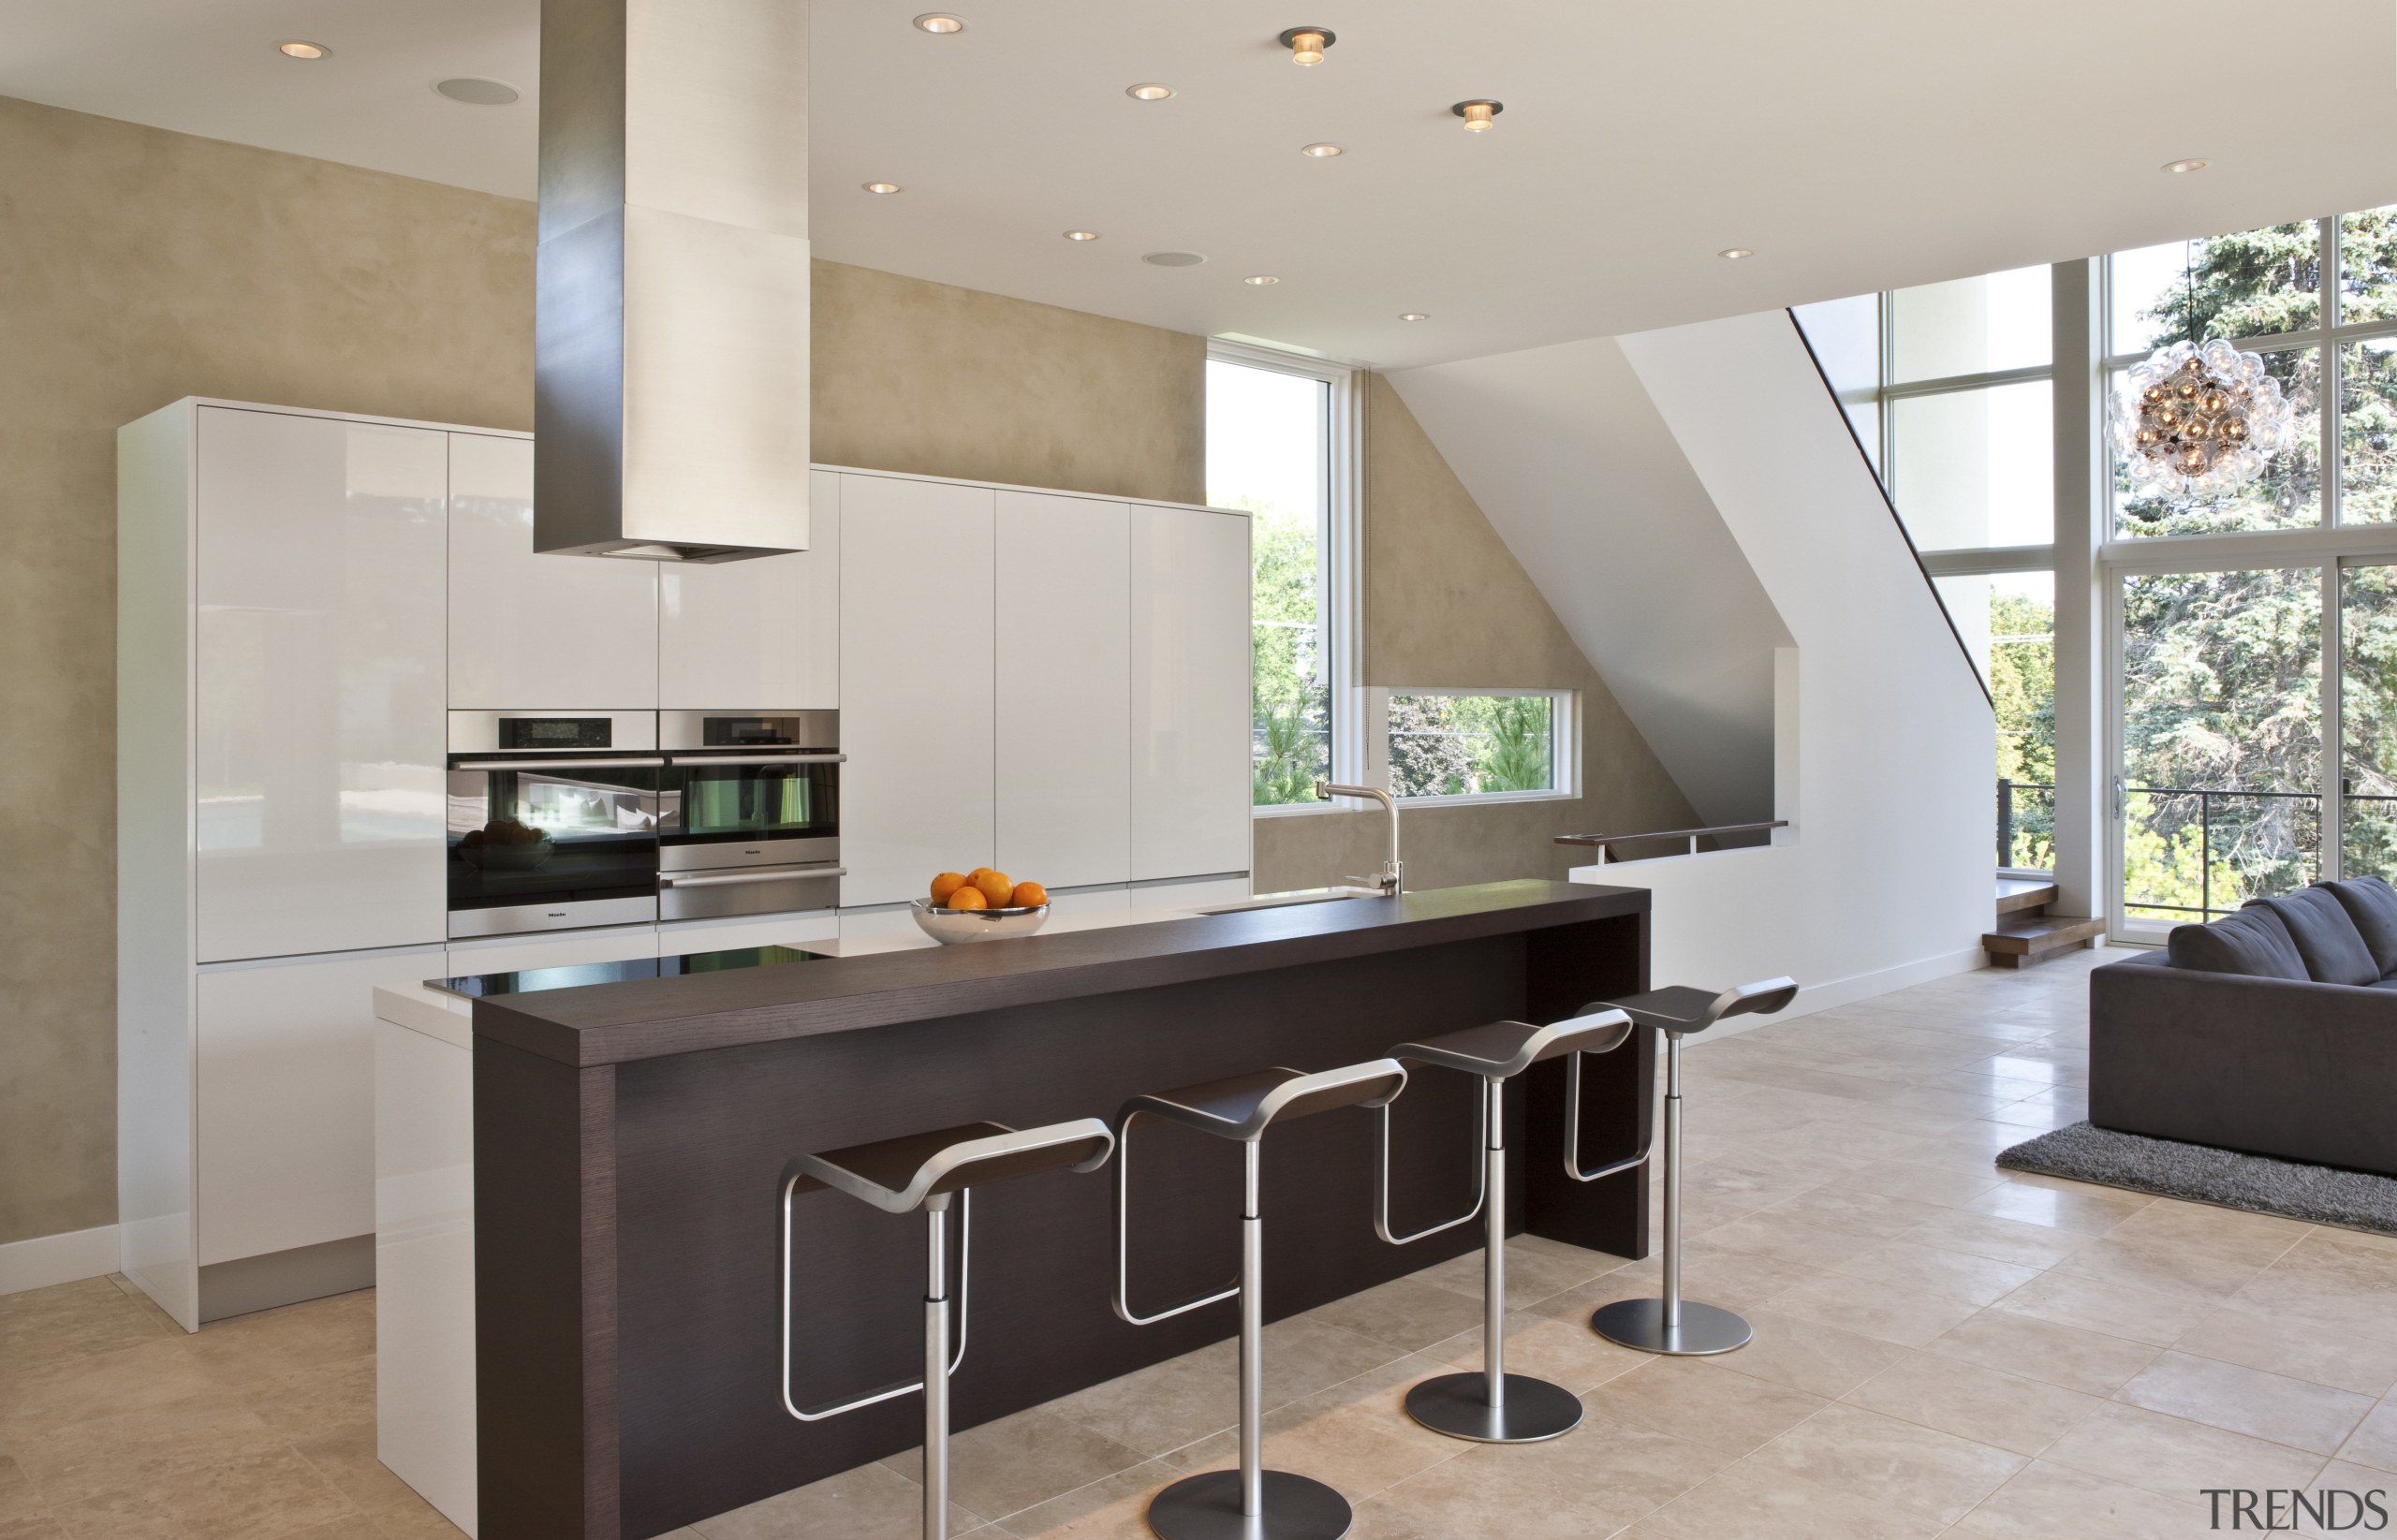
[7, 946, 2396, 1539]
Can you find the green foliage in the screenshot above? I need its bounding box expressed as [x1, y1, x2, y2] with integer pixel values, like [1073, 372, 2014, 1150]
[1478, 696, 1554, 792]
[1241, 495, 1331, 805]
[1389, 694, 1553, 799]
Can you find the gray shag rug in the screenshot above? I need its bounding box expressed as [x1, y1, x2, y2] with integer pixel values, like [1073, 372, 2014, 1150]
[1998, 1122, 2397, 1238]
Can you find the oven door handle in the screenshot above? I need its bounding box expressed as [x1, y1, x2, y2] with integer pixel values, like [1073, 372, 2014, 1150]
[452, 757, 667, 771]
[658, 866, 847, 889]
[666, 754, 846, 767]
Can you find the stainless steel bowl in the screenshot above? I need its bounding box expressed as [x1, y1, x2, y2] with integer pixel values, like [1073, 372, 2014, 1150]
[910, 899, 1051, 944]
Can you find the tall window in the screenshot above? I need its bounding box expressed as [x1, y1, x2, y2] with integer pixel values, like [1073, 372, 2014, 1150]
[2100, 207, 2397, 933]
[1795, 268, 2060, 866]
[1205, 347, 1353, 808]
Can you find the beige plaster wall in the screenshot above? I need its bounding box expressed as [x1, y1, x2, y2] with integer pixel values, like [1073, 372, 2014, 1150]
[1251, 374, 1698, 893]
[813, 259, 1204, 504]
[0, 98, 1209, 1248]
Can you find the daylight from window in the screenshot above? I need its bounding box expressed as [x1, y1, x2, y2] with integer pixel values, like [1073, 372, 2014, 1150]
[1205, 358, 1331, 806]
[1388, 693, 1558, 799]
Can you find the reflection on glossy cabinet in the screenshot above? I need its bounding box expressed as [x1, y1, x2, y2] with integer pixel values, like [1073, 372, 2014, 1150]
[195, 407, 449, 961]
[996, 490, 1131, 888]
[839, 474, 996, 905]
[447, 431, 658, 711]
[1131, 505, 1254, 881]
[196, 947, 444, 1266]
[658, 469, 840, 710]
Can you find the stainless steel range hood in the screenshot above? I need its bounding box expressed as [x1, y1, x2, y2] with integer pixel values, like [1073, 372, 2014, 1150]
[534, 0, 810, 562]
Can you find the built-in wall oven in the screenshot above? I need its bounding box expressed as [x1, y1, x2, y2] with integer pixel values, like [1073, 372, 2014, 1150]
[658, 710, 842, 920]
[446, 711, 663, 938]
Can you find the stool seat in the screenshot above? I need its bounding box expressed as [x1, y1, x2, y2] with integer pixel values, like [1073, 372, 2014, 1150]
[1124, 1061, 1404, 1142]
[1390, 1010, 1633, 1079]
[1599, 977, 1798, 1036]
[790, 1118, 1115, 1213]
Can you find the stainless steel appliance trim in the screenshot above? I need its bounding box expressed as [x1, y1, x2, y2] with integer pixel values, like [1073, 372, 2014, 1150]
[659, 709, 838, 752]
[666, 753, 845, 766]
[447, 895, 658, 939]
[660, 865, 845, 889]
[452, 757, 668, 771]
[447, 710, 659, 754]
[659, 835, 838, 873]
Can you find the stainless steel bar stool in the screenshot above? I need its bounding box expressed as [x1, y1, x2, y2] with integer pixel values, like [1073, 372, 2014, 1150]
[1113, 1060, 1407, 1540]
[781, 1118, 1116, 1540]
[1582, 977, 1798, 1356]
[1373, 1007, 1634, 1443]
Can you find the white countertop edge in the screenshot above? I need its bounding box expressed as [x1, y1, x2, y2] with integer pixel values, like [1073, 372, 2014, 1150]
[375, 983, 472, 1049]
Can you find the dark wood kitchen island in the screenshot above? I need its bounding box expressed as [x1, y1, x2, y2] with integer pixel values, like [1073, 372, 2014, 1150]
[471, 879, 1654, 1540]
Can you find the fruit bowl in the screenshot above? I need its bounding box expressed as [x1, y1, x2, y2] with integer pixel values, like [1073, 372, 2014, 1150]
[911, 900, 1051, 944]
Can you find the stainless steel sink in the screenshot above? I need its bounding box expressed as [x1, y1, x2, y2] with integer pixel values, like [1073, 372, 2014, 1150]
[1195, 886, 1388, 915]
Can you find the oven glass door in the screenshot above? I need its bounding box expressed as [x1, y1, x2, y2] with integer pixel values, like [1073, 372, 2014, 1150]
[666, 759, 839, 850]
[447, 761, 660, 914]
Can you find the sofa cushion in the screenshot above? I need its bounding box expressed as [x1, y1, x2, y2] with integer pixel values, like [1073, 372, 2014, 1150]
[2247, 888, 2380, 986]
[2327, 875, 2397, 978]
[2166, 905, 2308, 980]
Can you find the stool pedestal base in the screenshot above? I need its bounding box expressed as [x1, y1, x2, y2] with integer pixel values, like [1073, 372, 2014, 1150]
[1404, 1372, 1583, 1443]
[1590, 1297, 1752, 1357]
[1146, 1469, 1351, 1540]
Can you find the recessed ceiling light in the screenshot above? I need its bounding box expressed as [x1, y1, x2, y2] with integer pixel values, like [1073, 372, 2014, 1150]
[1719, 247, 1755, 260]
[1064, 229, 1101, 241]
[2162, 157, 2210, 174]
[1451, 99, 1503, 132]
[1142, 251, 1207, 268]
[862, 182, 904, 195]
[913, 13, 965, 33]
[1126, 83, 1174, 101]
[1278, 26, 1334, 66]
[1399, 313, 1429, 322]
[434, 77, 519, 106]
[276, 40, 330, 60]
[1300, 142, 1345, 158]
[1243, 275, 1279, 286]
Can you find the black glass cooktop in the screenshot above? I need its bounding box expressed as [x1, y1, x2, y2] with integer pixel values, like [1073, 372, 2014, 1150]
[431, 944, 834, 1000]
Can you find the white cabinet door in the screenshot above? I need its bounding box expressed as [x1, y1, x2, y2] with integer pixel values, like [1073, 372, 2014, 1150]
[839, 475, 995, 905]
[445, 925, 659, 979]
[196, 407, 449, 961]
[196, 946, 442, 1265]
[448, 431, 658, 710]
[1130, 506, 1253, 881]
[658, 469, 840, 710]
[995, 491, 1130, 889]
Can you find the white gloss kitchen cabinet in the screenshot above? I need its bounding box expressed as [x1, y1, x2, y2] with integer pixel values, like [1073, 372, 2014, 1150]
[837, 468, 1249, 907]
[447, 430, 658, 710]
[658, 468, 840, 710]
[121, 399, 452, 1327]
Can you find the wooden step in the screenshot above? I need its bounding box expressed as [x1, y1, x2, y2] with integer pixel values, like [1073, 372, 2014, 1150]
[1982, 912, 2105, 969]
[1995, 873, 2060, 916]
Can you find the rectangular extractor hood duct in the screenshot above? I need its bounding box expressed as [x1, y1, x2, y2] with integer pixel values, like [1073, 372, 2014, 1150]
[535, 0, 810, 562]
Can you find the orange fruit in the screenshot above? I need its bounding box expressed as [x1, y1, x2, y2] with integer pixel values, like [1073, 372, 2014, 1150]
[945, 886, 990, 911]
[1008, 881, 1048, 908]
[929, 872, 968, 904]
[971, 869, 1014, 906]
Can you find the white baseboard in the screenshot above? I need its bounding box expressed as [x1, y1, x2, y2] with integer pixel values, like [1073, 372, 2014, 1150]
[1700, 945, 1991, 1044]
[0, 1224, 122, 1298]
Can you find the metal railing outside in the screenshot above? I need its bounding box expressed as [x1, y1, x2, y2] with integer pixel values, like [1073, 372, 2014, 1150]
[1995, 779, 2056, 870]
[1554, 820, 1788, 864]
[2069, 782, 2397, 922]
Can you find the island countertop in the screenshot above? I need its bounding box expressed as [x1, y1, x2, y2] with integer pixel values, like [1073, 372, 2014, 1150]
[474, 878, 1652, 1067]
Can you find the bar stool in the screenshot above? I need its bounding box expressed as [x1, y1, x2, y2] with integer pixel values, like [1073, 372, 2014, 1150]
[1373, 1007, 1634, 1443]
[781, 1117, 1116, 1540]
[1113, 1060, 1407, 1540]
[1582, 977, 1798, 1356]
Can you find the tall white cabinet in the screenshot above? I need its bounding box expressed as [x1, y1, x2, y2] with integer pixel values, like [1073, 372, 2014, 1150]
[658, 469, 840, 710]
[1132, 503, 1256, 881]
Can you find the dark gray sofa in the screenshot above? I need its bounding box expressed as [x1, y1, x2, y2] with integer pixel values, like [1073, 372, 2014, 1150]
[2089, 876, 2397, 1178]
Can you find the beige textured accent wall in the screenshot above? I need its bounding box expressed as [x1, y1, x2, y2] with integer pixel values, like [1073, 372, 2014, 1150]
[813, 259, 1204, 505]
[0, 97, 1210, 1249]
[1251, 374, 1699, 893]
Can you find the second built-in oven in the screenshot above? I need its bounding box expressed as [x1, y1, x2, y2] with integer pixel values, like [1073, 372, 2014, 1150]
[658, 711, 842, 920]
[446, 711, 663, 938]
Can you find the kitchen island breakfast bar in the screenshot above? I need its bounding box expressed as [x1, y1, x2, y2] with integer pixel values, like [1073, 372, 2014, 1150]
[467, 880, 1654, 1540]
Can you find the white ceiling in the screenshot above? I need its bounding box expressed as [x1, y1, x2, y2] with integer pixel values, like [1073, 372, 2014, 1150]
[7, 0, 2397, 370]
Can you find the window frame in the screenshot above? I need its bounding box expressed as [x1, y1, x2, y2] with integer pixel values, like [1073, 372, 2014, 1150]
[1375, 686, 1580, 808]
[1206, 339, 1364, 818]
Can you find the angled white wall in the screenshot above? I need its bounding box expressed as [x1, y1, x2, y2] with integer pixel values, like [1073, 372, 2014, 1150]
[1389, 339, 1789, 826]
[1606, 311, 1994, 1006]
